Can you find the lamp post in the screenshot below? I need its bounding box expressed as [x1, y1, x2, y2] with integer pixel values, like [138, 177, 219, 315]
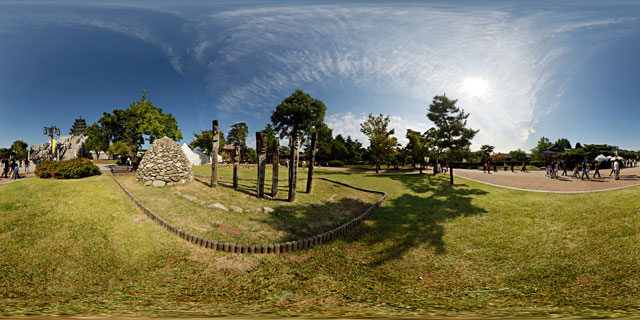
[43, 126, 61, 161]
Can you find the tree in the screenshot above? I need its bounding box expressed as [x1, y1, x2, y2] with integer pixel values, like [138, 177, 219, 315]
[575, 142, 582, 149]
[99, 90, 182, 164]
[360, 113, 398, 174]
[84, 123, 109, 159]
[427, 94, 478, 184]
[10, 140, 28, 160]
[108, 141, 131, 160]
[530, 136, 552, 161]
[480, 145, 494, 162]
[311, 122, 333, 164]
[0, 148, 13, 159]
[245, 147, 257, 163]
[508, 148, 528, 162]
[344, 136, 364, 164]
[228, 122, 248, 145]
[271, 90, 326, 201]
[190, 130, 225, 156]
[555, 138, 572, 150]
[262, 124, 278, 148]
[405, 129, 430, 174]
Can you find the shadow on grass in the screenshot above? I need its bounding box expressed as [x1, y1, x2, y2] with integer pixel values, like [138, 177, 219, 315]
[356, 173, 488, 266]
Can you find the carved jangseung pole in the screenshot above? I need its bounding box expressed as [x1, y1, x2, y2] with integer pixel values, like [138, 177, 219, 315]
[211, 120, 219, 188]
[289, 131, 301, 202]
[271, 139, 280, 197]
[306, 131, 318, 193]
[233, 144, 241, 189]
[256, 132, 267, 198]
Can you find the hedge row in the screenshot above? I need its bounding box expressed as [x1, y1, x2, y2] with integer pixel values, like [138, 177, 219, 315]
[35, 158, 101, 179]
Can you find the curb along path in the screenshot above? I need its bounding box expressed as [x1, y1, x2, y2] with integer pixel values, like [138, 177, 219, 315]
[110, 173, 387, 254]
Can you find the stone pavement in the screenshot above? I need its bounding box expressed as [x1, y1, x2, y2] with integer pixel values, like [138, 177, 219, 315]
[452, 166, 640, 192]
[0, 164, 35, 184]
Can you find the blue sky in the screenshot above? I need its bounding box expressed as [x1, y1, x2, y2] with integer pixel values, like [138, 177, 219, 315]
[1, 1, 639, 152]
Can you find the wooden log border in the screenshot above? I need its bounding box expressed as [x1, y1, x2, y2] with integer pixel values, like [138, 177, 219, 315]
[110, 173, 386, 254]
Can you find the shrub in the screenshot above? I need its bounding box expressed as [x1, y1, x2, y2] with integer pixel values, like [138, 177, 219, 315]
[327, 160, 345, 167]
[35, 158, 101, 179]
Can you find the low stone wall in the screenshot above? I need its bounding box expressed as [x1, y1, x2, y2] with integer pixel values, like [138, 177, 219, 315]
[110, 174, 386, 254]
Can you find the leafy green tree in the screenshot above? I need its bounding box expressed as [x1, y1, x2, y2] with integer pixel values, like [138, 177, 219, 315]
[108, 141, 131, 160]
[84, 123, 109, 159]
[190, 130, 225, 156]
[311, 123, 333, 164]
[405, 129, 430, 174]
[344, 136, 363, 164]
[0, 148, 13, 159]
[575, 142, 582, 149]
[530, 136, 552, 161]
[331, 134, 349, 162]
[244, 147, 257, 163]
[427, 94, 478, 184]
[508, 148, 528, 162]
[360, 113, 399, 174]
[10, 140, 28, 160]
[271, 90, 326, 201]
[99, 90, 181, 163]
[228, 122, 248, 145]
[480, 144, 494, 162]
[262, 124, 278, 148]
[555, 138, 572, 150]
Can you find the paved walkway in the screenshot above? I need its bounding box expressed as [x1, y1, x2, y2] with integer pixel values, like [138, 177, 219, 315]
[0, 164, 35, 184]
[452, 166, 640, 193]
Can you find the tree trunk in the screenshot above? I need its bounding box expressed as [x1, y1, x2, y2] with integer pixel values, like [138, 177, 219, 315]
[306, 131, 317, 193]
[375, 159, 379, 174]
[233, 145, 240, 189]
[271, 139, 280, 197]
[211, 120, 219, 188]
[433, 157, 439, 175]
[419, 161, 423, 174]
[256, 132, 267, 198]
[288, 131, 300, 202]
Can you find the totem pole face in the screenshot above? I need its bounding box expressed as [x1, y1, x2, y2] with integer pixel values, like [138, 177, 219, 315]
[212, 120, 219, 142]
[260, 136, 267, 155]
[234, 145, 241, 162]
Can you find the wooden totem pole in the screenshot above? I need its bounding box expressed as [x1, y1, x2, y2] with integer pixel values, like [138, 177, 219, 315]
[233, 144, 241, 189]
[211, 120, 219, 188]
[306, 131, 318, 193]
[271, 139, 280, 197]
[256, 132, 267, 198]
[288, 131, 301, 202]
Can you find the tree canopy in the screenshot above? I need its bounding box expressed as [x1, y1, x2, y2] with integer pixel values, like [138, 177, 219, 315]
[84, 123, 109, 159]
[427, 94, 478, 184]
[360, 113, 398, 173]
[555, 138, 572, 149]
[228, 122, 249, 146]
[405, 129, 430, 173]
[10, 140, 28, 160]
[190, 130, 225, 155]
[99, 90, 181, 160]
[271, 90, 326, 138]
[530, 136, 552, 160]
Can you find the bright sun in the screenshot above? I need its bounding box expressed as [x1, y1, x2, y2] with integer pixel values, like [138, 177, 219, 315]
[461, 77, 489, 97]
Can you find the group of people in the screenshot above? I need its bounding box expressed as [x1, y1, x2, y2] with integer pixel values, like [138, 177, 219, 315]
[1, 158, 30, 180]
[546, 158, 629, 181]
[483, 161, 527, 173]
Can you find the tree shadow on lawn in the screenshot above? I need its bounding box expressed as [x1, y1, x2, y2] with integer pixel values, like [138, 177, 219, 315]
[249, 197, 374, 242]
[193, 176, 292, 201]
[357, 173, 488, 266]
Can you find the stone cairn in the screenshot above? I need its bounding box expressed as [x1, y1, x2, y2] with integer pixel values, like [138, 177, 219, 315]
[136, 136, 194, 187]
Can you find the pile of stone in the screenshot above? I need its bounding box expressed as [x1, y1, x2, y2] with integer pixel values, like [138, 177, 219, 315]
[136, 136, 193, 187]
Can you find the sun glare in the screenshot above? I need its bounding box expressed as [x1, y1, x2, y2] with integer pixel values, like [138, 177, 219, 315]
[462, 77, 489, 97]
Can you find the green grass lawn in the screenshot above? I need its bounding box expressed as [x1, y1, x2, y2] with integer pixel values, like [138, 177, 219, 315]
[1, 170, 640, 317]
[117, 175, 379, 243]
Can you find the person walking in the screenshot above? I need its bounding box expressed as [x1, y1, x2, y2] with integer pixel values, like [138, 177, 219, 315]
[483, 162, 486, 173]
[581, 158, 590, 180]
[487, 161, 491, 174]
[1, 158, 9, 178]
[562, 162, 567, 176]
[24, 158, 30, 174]
[10, 160, 20, 180]
[593, 161, 601, 178]
[614, 159, 620, 180]
[493, 162, 497, 172]
[573, 164, 580, 178]
[504, 162, 507, 171]
[511, 162, 515, 172]
[521, 161, 526, 172]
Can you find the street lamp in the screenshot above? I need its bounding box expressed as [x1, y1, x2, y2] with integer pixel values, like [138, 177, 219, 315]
[43, 125, 61, 160]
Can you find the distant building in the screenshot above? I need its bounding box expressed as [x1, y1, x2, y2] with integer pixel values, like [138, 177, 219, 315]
[69, 117, 88, 136]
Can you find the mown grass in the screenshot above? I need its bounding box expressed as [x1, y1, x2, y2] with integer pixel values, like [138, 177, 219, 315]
[1, 170, 640, 317]
[118, 175, 379, 243]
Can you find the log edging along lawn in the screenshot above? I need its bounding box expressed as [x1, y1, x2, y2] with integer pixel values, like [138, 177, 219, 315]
[110, 173, 387, 254]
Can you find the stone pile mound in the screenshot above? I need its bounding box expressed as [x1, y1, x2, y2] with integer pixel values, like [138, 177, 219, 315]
[136, 136, 193, 187]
